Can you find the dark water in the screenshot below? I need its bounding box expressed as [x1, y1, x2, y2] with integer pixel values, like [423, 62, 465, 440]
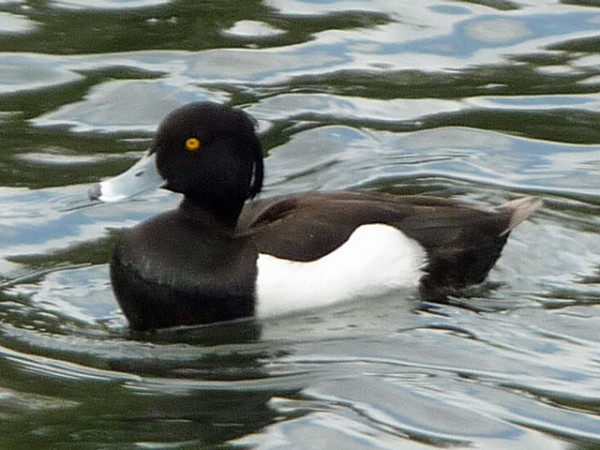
[1, 0, 600, 448]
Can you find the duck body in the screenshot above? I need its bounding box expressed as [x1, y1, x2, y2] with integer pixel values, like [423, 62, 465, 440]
[91, 102, 541, 331]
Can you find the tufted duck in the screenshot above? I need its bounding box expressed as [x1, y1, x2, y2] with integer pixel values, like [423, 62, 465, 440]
[90, 102, 541, 330]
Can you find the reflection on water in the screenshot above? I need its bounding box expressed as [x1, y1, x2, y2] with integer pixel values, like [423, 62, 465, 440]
[1, 0, 600, 448]
[35, 79, 229, 132]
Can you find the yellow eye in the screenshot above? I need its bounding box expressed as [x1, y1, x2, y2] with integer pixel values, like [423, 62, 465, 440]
[185, 137, 201, 152]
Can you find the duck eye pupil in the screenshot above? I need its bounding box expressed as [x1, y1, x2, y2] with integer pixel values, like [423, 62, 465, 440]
[185, 137, 201, 152]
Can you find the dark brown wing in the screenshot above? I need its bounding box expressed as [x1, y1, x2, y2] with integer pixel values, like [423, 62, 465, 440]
[237, 191, 540, 300]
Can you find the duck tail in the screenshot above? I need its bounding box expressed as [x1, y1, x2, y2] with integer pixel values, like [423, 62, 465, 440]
[497, 196, 542, 235]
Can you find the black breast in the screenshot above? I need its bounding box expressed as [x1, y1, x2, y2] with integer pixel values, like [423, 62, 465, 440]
[110, 210, 258, 330]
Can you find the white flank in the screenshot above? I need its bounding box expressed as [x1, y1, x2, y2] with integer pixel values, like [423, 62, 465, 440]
[255, 224, 428, 318]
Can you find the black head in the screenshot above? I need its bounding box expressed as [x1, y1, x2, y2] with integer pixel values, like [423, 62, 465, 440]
[151, 102, 264, 225]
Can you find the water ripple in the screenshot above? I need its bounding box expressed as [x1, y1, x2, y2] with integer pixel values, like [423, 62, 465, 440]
[1, 0, 600, 448]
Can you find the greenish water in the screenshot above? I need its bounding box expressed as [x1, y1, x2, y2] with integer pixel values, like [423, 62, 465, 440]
[1, 0, 600, 448]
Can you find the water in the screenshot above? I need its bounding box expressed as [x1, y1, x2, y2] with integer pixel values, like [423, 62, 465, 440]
[1, 0, 600, 448]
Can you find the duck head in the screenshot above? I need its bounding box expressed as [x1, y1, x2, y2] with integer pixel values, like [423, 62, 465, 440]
[89, 102, 264, 225]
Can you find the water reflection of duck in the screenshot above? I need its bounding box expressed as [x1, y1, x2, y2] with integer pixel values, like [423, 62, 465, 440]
[90, 102, 541, 331]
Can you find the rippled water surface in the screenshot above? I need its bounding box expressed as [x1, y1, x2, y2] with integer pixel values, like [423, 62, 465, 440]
[1, 0, 600, 448]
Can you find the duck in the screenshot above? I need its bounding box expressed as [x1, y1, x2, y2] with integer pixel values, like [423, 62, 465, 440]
[89, 102, 541, 331]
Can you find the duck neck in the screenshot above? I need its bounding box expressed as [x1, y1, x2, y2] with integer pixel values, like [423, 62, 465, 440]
[179, 196, 243, 233]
